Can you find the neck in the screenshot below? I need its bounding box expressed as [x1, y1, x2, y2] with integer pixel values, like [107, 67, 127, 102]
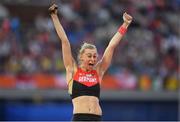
[79, 65, 91, 72]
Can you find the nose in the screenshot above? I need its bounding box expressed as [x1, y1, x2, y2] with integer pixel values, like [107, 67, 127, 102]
[91, 57, 96, 62]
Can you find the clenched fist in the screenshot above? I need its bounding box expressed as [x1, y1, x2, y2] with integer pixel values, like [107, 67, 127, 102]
[123, 12, 133, 25]
[49, 4, 58, 15]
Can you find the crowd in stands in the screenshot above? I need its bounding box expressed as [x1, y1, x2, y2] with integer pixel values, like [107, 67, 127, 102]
[0, 0, 179, 91]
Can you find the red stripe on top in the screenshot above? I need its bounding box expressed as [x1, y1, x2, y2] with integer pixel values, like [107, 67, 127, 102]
[73, 68, 100, 87]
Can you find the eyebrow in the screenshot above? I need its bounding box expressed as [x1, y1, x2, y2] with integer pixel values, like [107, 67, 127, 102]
[86, 53, 97, 56]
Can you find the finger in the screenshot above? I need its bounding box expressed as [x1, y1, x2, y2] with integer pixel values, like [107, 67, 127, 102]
[125, 13, 132, 20]
[54, 4, 58, 9]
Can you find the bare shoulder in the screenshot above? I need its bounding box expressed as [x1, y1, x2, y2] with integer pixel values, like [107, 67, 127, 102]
[94, 60, 104, 81]
[66, 61, 78, 85]
[66, 59, 77, 74]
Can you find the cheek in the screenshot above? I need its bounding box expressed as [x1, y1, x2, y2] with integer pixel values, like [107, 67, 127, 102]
[83, 57, 89, 62]
[94, 58, 98, 62]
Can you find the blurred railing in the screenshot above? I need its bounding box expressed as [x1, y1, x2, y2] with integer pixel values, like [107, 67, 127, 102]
[0, 89, 178, 101]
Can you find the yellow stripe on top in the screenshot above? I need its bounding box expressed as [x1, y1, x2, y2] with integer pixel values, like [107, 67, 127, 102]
[68, 78, 73, 95]
[68, 62, 77, 95]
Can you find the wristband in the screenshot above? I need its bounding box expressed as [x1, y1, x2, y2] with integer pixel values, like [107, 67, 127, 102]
[118, 26, 127, 36]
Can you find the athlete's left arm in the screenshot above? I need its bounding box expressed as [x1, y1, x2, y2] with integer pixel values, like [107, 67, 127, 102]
[97, 12, 133, 76]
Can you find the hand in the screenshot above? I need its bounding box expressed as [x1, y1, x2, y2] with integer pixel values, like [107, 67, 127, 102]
[49, 4, 58, 15]
[123, 12, 133, 24]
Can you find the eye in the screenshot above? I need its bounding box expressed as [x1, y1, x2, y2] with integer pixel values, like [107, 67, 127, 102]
[87, 55, 91, 58]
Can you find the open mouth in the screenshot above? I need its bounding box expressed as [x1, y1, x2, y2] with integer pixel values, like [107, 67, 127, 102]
[88, 63, 94, 67]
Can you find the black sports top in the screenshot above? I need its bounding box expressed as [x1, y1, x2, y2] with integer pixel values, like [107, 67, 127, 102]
[69, 68, 100, 99]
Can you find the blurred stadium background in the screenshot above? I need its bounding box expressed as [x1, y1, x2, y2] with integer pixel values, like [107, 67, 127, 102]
[0, 0, 179, 121]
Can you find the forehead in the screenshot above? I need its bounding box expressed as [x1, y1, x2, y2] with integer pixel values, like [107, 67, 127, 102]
[84, 48, 97, 55]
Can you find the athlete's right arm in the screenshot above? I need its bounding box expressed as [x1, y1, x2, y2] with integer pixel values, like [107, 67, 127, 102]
[49, 4, 75, 72]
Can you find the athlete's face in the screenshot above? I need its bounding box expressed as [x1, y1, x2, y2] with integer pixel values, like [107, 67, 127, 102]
[80, 48, 98, 70]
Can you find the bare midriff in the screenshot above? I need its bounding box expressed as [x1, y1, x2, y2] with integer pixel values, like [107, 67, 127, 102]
[72, 96, 102, 115]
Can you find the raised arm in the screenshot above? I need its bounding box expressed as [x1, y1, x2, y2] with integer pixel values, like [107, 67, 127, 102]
[97, 12, 133, 77]
[49, 4, 76, 71]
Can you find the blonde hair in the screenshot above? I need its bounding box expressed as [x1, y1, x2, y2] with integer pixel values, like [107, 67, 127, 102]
[77, 42, 97, 64]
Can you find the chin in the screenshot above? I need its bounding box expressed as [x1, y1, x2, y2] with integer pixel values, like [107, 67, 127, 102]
[87, 66, 93, 70]
[90, 66, 95, 69]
